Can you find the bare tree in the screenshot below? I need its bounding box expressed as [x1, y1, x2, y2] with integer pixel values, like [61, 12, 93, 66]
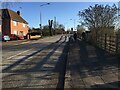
[77, 25, 85, 35]
[78, 4, 118, 30]
[78, 4, 118, 43]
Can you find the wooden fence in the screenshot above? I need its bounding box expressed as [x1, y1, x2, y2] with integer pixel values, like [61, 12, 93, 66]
[96, 34, 120, 55]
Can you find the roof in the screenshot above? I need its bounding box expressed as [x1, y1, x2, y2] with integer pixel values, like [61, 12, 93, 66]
[1, 9, 28, 24]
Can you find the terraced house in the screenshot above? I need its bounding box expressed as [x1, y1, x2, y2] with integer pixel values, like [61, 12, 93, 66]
[1, 9, 28, 39]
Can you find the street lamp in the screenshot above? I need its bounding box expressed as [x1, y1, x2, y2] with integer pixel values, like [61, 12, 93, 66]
[39, 3, 50, 37]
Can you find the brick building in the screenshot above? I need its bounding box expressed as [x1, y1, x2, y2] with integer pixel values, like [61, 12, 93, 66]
[1, 9, 28, 38]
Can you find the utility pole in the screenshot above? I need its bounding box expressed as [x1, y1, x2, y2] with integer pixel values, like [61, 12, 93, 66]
[39, 12, 42, 37]
[54, 17, 56, 35]
[39, 3, 50, 37]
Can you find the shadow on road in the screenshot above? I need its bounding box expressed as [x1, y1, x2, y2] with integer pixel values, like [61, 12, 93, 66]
[54, 41, 69, 90]
[2, 36, 69, 89]
[2, 36, 63, 73]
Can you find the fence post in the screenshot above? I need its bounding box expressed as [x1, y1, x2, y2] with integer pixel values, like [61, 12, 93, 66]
[96, 33, 97, 44]
[109, 35, 111, 53]
[104, 34, 107, 50]
[101, 34, 102, 48]
[115, 34, 118, 54]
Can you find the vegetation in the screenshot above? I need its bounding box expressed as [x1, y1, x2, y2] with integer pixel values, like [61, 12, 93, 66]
[78, 4, 118, 43]
[116, 29, 120, 35]
[77, 25, 86, 35]
[43, 21, 65, 36]
[55, 24, 65, 34]
[78, 4, 117, 29]
[42, 25, 50, 36]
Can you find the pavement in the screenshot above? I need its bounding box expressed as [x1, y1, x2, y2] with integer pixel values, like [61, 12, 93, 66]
[65, 38, 119, 89]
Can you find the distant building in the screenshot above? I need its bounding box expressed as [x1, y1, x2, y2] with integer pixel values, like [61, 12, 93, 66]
[1, 9, 28, 38]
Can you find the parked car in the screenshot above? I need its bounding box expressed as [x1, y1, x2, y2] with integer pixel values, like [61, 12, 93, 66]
[9, 34, 19, 40]
[2, 35, 10, 41]
[18, 35, 24, 40]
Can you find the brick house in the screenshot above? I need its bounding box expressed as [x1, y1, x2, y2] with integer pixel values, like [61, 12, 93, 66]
[1, 9, 28, 38]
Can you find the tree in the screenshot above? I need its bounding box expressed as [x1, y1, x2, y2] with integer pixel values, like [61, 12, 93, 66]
[58, 24, 65, 29]
[117, 29, 120, 35]
[42, 25, 50, 36]
[55, 23, 65, 34]
[78, 4, 118, 43]
[77, 25, 85, 34]
[78, 4, 118, 30]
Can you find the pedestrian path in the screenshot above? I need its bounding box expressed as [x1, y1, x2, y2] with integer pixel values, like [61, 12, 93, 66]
[65, 39, 119, 89]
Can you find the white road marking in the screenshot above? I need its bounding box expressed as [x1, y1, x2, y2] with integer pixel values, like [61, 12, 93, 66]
[7, 49, 31, 60]
[6, 35, 62, 60]
[14, 41, 30, 45]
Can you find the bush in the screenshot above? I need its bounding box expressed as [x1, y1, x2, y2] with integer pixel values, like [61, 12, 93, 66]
[42, 29, 50, 36]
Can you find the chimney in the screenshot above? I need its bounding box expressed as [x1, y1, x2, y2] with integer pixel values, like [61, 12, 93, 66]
[17, 11, 20, 16]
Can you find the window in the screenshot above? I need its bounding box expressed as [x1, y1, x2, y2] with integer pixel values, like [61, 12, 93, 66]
[23, 23, 26, 28]
[13, 21, 17, 26]
[23, 32, 26, 36]
[19, 31, 23, 35]
[14, 31, 18, 35]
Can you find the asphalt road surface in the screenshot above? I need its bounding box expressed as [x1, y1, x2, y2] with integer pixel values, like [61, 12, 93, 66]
[2, 34, 69, 89]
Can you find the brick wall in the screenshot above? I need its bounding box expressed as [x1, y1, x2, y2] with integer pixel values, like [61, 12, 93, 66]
[11, 20, 28, 36]
[2, 19, 11, 35]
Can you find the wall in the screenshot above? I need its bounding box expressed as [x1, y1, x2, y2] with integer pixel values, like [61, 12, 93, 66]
[2, 19, 11, 35]
[11, 20, 28, 36]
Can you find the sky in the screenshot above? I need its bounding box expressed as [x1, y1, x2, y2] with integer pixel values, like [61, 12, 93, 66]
[1, 2, 118, 30]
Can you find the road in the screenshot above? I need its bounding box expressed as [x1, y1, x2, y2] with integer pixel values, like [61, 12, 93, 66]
[2, 34, 69, 88]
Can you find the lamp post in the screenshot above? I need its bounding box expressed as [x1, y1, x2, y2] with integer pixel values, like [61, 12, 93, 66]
[39, 3, 50, 37]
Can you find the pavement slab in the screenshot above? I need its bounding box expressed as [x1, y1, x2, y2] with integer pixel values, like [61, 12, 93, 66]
[65, 39, 119, 89]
